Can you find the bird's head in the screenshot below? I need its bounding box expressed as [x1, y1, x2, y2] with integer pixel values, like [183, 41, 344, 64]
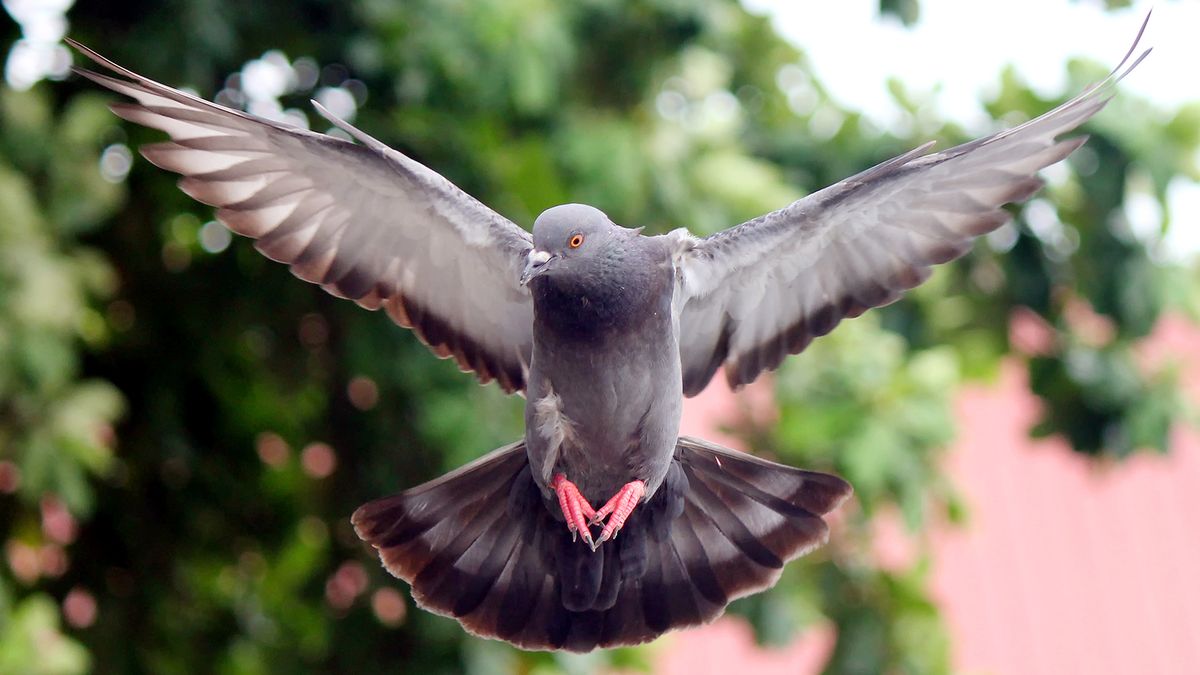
[521, 204, 627, 286]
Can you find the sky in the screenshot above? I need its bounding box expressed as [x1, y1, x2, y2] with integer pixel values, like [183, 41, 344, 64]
[744, 0, 1199, 261]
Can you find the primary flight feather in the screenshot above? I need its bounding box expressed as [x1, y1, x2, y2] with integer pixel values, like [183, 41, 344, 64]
[69, 14, 1149, 652]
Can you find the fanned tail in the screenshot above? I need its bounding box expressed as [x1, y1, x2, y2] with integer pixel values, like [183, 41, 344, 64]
[352, 436, 851, 652]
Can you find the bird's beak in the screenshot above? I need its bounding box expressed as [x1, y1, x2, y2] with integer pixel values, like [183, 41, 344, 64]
[520, 249, 557, 286]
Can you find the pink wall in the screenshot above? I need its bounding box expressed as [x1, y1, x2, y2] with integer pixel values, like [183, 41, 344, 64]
[657, 316, 1200, 674]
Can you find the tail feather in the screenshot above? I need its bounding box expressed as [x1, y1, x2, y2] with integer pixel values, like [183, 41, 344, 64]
[352, 435, 852, 652]
[410, 493, 512, 613]
[670, 506, 730, 606]
[352, 441, 529, 612]
[354, 440, 525, 554]
[682, 466, 787, 568]
[680, 436, 850, 516]
[655, 525, 709, 631]
[674, 436, 850, 605]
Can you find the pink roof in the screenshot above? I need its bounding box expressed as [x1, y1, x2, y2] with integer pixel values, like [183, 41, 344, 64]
[657, 315, 1200, 674]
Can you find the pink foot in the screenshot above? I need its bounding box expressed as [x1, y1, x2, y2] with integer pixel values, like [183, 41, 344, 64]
[551, 474, 598, 549]
[591, 480, 646, 544]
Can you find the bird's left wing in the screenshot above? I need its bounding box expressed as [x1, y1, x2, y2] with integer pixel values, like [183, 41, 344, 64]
[673, 19, 1150, 396]
[70, 40, 536, 393]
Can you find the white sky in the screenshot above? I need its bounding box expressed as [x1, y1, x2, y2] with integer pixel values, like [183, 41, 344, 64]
[745, 0, 1200, 262]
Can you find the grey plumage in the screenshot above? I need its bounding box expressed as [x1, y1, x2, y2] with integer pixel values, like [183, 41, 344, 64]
[672, 22, 1151, 395]
[69, 15, 1149, 652]
[68, 41, 536, 394]
[523, 205, 681, 502]
[351, 436, 847, 650]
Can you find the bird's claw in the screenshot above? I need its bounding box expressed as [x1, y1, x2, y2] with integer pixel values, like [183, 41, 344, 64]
[553, 475, 645, 551]
[593, 480, 645, 544]
[552, 473, 597, 550]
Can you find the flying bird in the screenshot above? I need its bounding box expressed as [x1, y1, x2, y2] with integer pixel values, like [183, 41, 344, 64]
[69, 15, 1149, 652]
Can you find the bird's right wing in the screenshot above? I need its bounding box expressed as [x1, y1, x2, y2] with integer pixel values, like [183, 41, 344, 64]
[71, 40, 535, 393]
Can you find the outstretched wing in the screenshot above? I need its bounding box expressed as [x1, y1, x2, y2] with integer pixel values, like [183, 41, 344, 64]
[673, 17, 1150, 396]
[71, 40, 535, 393]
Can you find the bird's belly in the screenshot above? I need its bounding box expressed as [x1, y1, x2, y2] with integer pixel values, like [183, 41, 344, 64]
[555, 411, 678, 501]
[529, 336, 682, 501]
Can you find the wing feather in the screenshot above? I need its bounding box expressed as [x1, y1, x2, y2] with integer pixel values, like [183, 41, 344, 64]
[70, 40, 535, 393]
[673, 17, 1150, 395]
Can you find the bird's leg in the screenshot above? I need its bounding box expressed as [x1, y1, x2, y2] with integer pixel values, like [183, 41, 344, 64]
[591, 480, 646, 544]
[551, 473, 598, 549]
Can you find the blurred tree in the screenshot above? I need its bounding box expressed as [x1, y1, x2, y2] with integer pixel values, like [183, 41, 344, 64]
[0, 1, 1196, 674]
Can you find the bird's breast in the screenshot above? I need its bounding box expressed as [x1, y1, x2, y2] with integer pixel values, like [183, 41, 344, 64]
[530, 246, 675, 342]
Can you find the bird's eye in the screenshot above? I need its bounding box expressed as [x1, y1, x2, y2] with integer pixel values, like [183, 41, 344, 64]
[568, 234, 584, 249]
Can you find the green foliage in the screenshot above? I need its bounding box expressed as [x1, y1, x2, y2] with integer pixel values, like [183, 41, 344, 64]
[879, 0, 921, 26]
[0, 594, 90, 675]
[0, 84, 124, 672]
[0, 1, 1196, 674]
[0, 89, 125, 501]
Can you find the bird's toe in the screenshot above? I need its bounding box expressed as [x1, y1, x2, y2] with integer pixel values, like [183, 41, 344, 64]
[551, 473, 598, 549]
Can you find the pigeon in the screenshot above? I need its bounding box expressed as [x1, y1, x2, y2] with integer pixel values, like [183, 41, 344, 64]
[68, 15, 1149, 652]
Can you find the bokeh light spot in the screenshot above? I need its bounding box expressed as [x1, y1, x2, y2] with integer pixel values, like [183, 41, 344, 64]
[41, 496, 77, 545]
[325, 561, 368, 610]
[301, 442, 337, 478]
[99, 143, 132, 183]
[0, 461, 21, 494]
[256, 432, 290, 468]
[316, 85, 357, 122]
[347, 375, 379, 411]
[371, 587, 407, 626]
[63, 587, 98, 628]
[199, 221, 232, 254]
[6, 540, 40, 583]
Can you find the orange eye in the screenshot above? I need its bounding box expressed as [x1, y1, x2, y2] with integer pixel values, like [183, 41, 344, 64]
[568, 234, 584, 249]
